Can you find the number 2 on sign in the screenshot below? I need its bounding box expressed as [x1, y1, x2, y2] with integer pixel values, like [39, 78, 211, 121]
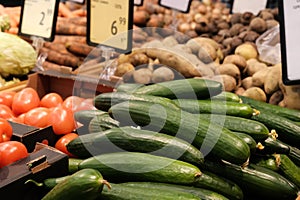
[40, 12, 45, 25]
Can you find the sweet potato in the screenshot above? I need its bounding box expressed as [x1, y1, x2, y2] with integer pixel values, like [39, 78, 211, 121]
[66, 43, 101, 57]
[57, 16, 86, 26]
[56, 22, 86, 36]
[53, 35, 86, 44]
[58, 2, 76, 18]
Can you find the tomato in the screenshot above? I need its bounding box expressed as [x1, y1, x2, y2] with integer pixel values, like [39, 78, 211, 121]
[40, 92, 63, 108]
[0, 118, 13, 143]
[49, 106, 75, 135]
[23, 107, 50, 128]
[0, 141, 28, 168]
[62, 96, 84, 113]
[0, 91, 16, 108]
[75, 98, 97, 112]
[55, 133, 78, 157]
[12, 87, 40, 116]
[0, 104, 15, 119]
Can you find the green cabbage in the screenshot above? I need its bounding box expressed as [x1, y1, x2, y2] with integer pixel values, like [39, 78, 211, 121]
[0, 32, 37, 77]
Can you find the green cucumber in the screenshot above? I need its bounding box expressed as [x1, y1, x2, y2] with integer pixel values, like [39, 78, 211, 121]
[88, 114, 120, 133]
[78, 152, 243, 200]
[250, 155, 279, 172]
[94, 92, 180, 112]
[74, 110, 107, 127]
[116, 83, 144, 93]
[232, 131, 257, 153]
[133, 78, 223, 99]
[25, 176, 70, 191]
[67, 126, 204, 165]
[250, 110, 300, 148]
[203, 160, 299, 200]
[173, 99, 256, 118]
[198, 114, 270, 142]
[289, 147, 300, 167]
[210, 91, 242, 103]
[108, 101, 250, 165]
[274, 154, 300, 188]
[118, 182, 229, 200]
[240, 95, 300, 121]
[100, 183, 201, 200]
[41, 168, 110, 200]
[68, 158, 82, 174]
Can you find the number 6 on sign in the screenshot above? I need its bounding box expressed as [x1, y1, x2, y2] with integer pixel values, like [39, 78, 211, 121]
[87, 0, 133, 53]
[19, 0, 60, 41]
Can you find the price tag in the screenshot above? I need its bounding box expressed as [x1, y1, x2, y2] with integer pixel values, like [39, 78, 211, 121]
[134, 0, 144, 6]
[279, 0, 300, 85]
[158, 0, 192, 13]
[19, 0, 59, 41]
[231, 0, 268, 15]
[87, 0, 133, 53]
[67, 0, 85, 4]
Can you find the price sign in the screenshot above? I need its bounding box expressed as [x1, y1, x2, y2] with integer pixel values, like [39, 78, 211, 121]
[158, 0, 192, 13]
[19, 0, 59, 41]
[67, 0, 85, 4]
[231, 0, 268, 15]
[134, 0, 143, 6]
[87, 0, 133, 53]
[279, 0, 300, 85]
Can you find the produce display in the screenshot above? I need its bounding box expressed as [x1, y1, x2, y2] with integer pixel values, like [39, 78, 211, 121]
[0, 0, 300, 200]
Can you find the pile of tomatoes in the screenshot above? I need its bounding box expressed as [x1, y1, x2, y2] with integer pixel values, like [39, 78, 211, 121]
[0, 87, 96, 168]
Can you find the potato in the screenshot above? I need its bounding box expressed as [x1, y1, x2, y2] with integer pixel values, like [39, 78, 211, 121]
[222, 54, 247, 71]
[235, 42, 258, 60]
[152, 66, 175, 83]
[252, 67, 271, 87]
[242, 87, 267, 102]
[264, 64, 281, 95]
[245, 59, 268, 76]
[269, 90, 283, 105]
[235, 87, 246, 96]
[133, 68, 153, 84]
[129, 53, 149, 67]
[162, 36, 178, 47]
[197, 42, 217, 64]
[242, 77, 253, 90]
[216, 63, 240, 79]
[114, 63, 135, 77]
[279, 79, 300, 109]
[211, 74, 237, 92]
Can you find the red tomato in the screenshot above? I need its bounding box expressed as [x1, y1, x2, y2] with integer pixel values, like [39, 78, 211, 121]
[0, 141, 28, 168]
[75, 98, 97, 112]
[12, 87, 40, 116]
[23, 107, 50, 128]
[0, 118, 13, 143]
[0, 91, 16, 108]
[49, 106, 75, 135]
[62, 96, 84, 112]
[55, 133, 78, 157]
[40, 93, 63, 108]
[0, 104, 15, 119]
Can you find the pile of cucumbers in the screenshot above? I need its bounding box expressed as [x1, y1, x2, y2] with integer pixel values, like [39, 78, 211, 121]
[34, 78, 300, 199]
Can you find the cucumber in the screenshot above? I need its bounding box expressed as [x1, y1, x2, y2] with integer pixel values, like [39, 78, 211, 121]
[68, 158, 82, 174]
[210, 91, 242, 103]
[203, 160, 299, 200]
[94, 92, 180, 112]
[116, 83, 144, 93]
[232, 131, 257, 153]
[108, 101, 250, 165]
[173, 99, 256, 118]
[114, 182, 230, 200]
[250, 155, 279, 172]
[74, 110, 107, 127]
[88, 114, 120, 133]
[240, 95, 300, 121]
[100, 183, 201, 200]
[78, 152, 243, 200]
[289, 147, 300, 167]
[198, 114, 270, 142]
[274, 154, 300, 188]
[41, 168, 110, 200]
[133, 78, 223, 99]
[67, 126, 204, 165]
[25, 175, 70, 191]
[250, 110, 300, 148]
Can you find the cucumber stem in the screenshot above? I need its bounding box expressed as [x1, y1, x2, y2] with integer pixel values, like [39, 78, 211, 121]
[256, 142, 265, 150]
[102, 179, 112, 190]
[269, 130, 278, 140]
[194, 172, 202, 177]
[252, 109, 260, 116]
[24, 179, 43, 187]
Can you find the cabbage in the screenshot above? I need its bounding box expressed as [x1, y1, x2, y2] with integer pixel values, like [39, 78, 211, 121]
[0, 32, 37, 77]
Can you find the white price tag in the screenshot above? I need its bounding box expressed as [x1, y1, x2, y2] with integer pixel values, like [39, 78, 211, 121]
[19, 0, 59, 41]
[280, 0, 300, 85]
[232, 0, 268, 15]
[87, 0, 133, 53]
[158, 0, 191, 13]
[67, 0, 85, 4]
[134, 0, 143, 6]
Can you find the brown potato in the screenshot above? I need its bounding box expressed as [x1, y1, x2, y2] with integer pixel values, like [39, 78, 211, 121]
[242, 87, 267, 102]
